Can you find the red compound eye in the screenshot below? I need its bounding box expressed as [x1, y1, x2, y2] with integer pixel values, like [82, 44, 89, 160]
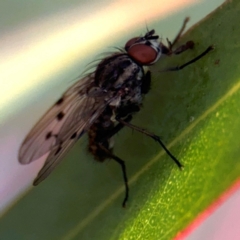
[125, 37, 139, 50]
[127, 44, 158, 65]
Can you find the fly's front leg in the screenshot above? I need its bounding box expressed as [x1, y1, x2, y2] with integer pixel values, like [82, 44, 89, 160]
[160, 18, 213, 71]
[167, 17, 190, 53]
[165, 46, 214, 71]
[141, 70, 151, 94]
[161, 17, 192, 55]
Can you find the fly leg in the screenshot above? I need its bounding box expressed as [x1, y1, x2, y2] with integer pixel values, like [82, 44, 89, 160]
[95, 115, 133, 207]
[161, 17, 193, 55]
[164, 46, 214, 71]
[100, 115, 133, 143]
[167, 17, 190, 53]
[160, 17, 213, 71]
[117, 118, 183, 169]
[98, 144, 129, 207]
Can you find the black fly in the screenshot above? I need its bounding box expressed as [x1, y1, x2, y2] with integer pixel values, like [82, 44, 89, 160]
[19, 18, 213, 207]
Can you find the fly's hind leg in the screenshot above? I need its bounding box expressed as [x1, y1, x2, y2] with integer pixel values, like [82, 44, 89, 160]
[99, 144, 129, 208]
[96, 115, 134, 207]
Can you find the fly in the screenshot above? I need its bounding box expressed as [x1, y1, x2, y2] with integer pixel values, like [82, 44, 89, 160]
[19, 18, 213, 207]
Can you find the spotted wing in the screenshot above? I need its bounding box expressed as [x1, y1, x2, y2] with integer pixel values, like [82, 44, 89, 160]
[18, 73, 109, 184]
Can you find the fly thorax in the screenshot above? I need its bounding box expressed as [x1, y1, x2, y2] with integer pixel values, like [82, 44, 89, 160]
[113, 63, 138, 88]
[95, 54, 143, 91]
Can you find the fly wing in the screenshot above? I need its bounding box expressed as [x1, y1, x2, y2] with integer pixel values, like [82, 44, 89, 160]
[18, 73, 110, 184]
[32, 136, 79, 185]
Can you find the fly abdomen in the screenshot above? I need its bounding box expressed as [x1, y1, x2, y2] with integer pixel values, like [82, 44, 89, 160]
[88, 109, 115, 162]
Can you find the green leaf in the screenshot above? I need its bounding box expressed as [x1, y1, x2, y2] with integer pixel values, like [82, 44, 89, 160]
[1, 1, 240, 239]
